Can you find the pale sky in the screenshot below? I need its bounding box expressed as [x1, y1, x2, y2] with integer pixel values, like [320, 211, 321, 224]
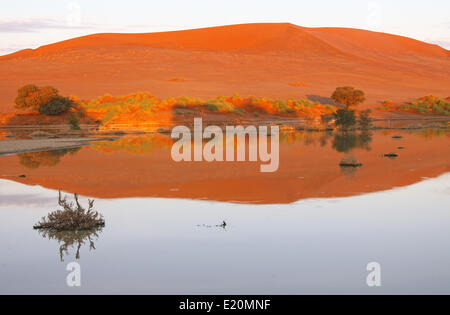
[1, 0, 449, 55]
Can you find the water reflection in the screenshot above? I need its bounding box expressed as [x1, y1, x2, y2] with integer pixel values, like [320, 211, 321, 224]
[330, 130, 372, 177]
[1, 127, 448, 204]
[36, 227, 103, 262]
[332, 131, 372, 153]
[340, 163, 358, 178]
[412, 128, 450, 140]
[88, 127, 449, 156]
[92, 134, 172, 154]
[18, 148, 81, 169]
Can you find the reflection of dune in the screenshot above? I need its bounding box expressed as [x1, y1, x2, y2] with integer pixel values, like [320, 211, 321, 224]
[1, 130, 448, 204]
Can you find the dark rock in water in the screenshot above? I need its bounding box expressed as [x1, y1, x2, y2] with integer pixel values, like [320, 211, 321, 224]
[339, 155, 363, 167]
[384, 152, 399, 158]
[398, 146, 405, 150]
[392, 135, 403, 139]
[339, 162, 363, 167]
[18, 175, 26, 178]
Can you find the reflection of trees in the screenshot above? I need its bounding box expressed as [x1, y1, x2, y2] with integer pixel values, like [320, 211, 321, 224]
[271, 130, 373, 151]
[92, 134, 172, 154]
[332, 131, 372, 178]
[332, 131, 372, 153]
[319, 131, 334, 147]
[18, 148, 81, 169]
[36, 227, 103, 262]
[411, 128, 450, 140]
[279, 131, 333, 146]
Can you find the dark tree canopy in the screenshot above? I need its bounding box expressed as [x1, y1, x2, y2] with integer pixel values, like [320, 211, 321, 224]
[333, 109, 356, 129]
[39, 97, 75, 116]
[331, 86, 366, 110]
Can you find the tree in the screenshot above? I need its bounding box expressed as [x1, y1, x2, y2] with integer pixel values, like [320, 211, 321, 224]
[333, 109, 356, 129]
[358, 109, 373, 130]
[331, 86, 366, 110]
[15, 84, 39, 110]
[39, 97, 75, 116]
[15, 84, 60, 111]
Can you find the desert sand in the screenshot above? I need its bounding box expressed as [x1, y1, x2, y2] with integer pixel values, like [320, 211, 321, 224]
[0, 23, 449, 114]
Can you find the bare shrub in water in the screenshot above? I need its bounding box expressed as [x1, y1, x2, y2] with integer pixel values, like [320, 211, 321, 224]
[33, 191, 105, 231]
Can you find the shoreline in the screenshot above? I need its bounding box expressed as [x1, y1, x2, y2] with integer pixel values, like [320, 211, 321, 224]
[0, 136, 118, 156]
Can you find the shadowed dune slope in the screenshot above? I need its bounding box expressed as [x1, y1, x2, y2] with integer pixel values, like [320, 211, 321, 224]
[0, 23, 449, 113]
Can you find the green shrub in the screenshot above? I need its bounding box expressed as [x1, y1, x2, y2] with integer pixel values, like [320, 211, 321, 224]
[39, 97, 75, 116]
[68, 113, 81, 130]
[358, 109, 373, 129]
[334, 109, 356, 129]
[101, 109, 119, 124]
[233, 108, 246, 115]
[274, 100, 289, 113]
[400, 95, 450, 115]
[206, 103, 219, 112]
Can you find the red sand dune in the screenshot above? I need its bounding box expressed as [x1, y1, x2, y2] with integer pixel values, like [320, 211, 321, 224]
[0, 23, 449, 114]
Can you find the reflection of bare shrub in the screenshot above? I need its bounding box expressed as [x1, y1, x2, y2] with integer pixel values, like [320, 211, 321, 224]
[37, 227, 103, 261]
[33, 191, 105, 231]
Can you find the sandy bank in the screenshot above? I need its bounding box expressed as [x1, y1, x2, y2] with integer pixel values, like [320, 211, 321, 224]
[0, 137, 118, 155]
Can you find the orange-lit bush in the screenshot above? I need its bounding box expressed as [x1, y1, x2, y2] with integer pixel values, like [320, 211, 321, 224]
[82, 91, 337, 126]
[400, 95, 450, 115]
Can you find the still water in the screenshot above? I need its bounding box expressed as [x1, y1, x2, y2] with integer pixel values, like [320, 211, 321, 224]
[0, 128, 449, 294]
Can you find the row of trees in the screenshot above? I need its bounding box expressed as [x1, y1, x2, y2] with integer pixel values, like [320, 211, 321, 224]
[14, 84, 369, 130]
